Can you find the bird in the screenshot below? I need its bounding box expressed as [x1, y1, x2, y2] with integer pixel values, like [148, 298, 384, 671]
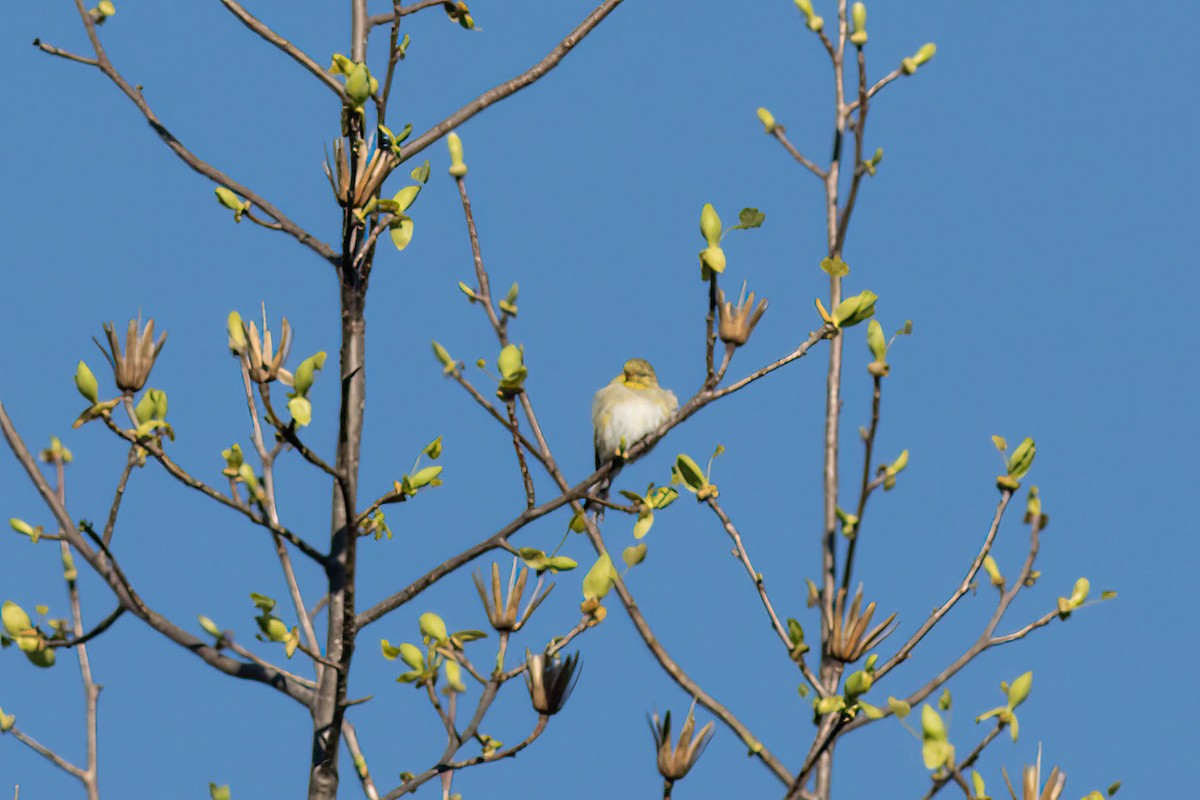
[589, 358, 678, 516]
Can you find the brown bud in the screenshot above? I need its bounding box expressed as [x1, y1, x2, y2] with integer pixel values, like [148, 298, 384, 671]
[716, 283, 768, 347]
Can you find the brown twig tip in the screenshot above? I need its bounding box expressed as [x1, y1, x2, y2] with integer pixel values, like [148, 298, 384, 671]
[473, 560, 553, 632]
[649, 702, 715, 782]
[95, 315, 167, 393]
[525, 649, 580, 715]
[716, 282, 768, 347]
[826, 585, 896, 663]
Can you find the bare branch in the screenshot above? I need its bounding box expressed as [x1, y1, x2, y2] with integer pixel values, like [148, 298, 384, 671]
[8, 726, 86, 780]
[399, 0, 628, 162]
[45, 606, 126, 650]
[0, 401, 316, 707]
[101, 446, 137, 547]
[706, 497, 825, 696]
[99, 414, 326, 564]
[217, 1, 348, 100]
[31, 38, 97, 66]
[873, 490, 1013, 682]
[368, 0, 447, 27]
[771, 128, 826, 179]
[840, 374, 882, 592]
[38, 2, 338, 265]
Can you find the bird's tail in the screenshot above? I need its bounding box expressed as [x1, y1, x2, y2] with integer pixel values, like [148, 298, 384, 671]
[585, 462, 622, 521]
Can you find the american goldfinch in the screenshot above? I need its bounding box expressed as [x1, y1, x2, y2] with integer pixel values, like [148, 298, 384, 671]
[589, 358, 678, 514]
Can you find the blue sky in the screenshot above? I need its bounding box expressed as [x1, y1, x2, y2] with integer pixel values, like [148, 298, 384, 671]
[1, 1, 1194, 798]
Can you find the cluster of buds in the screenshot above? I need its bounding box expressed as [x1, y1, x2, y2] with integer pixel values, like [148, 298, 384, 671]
[98, 315, 167, 393]
[716, 282, 768, 348]
[229, 310, 293, 385]
[825, 586, 895, 663]
[524, 649, 580, 715]
[648, 703, 715, 783]
[323, 134, 399, 210]
[975, 671, 1033, 742]
[472, 561, 553, 632]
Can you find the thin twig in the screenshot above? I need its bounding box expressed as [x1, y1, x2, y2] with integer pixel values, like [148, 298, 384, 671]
[101, 446, 137, 547]
[368, 0, 447, 26]
[45, 606, 125, 650]
[99, 414, 326, 564]
[381, 714, 550, 799]
[873, 491, 1013, 682]
[38, 3, 337, 265]
[506, 401, 536, 508]
[0, 401, 317, 708]
[32, 39, 97, 66]
[772, 128, 826, 179]
[580, 522, 794, 786]
[840, 374, 881, 592]
[342, 720, 381, 800]
[399, 0, 629, 162]
[8, 727, 86, 780]
[706, 497, 825, 696]
[217, 0, 347, 100]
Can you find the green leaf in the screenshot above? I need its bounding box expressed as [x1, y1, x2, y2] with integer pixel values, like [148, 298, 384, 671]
[380, 639, 402, 660]
[408, 465, 443, 490]
[497, 344, 524, 379]
[674, 454, 707, 493]
[419, 612, 448, 643]
[786, 618, 805, 648]
[582, 553, 617, 600]
[500, 282, 519, 316]
[345, 62, 373, 107]
[249, 593, 276, 612]
[622, 543, 647, 567]
[820, 257, 850, 277]
[831, 290, 878, 328]
[451, 630, 488, 643]
[457, 282, 477, 300]
[648, 486, 679, 510]
[731, 207, 765, 230]
[213, 186, 245, 212]
[519, 547, 549, 572]
[209, 784, 231, 800]
[198, 615, 221, 638]
[432, 341, 456, 374]
[1, 602, 31, 636]
[859, 701, 884, 719]
[1101, 590, 1117, 600]
[991, 435, 1008, 453]
[393, 185, 421, 213]
[291, 352, 328, 397]
[1006, 671, 1032, 708]
[423, 437, 443, 460]
[937, 688, 952, 711]
[866, 319, 887, 362]
[633, 510, 654, 539]
[544, 556, 578, 573]
[699, 203, 722, 247]
[74, 360, 100, 404]
[815, 695, 845, 714]
[287, 396, 313, 427]
[398, 642, 425, 671]
[896, 320, 913, 336]
[410, 160, 431, 185]
[1007, 437, 1036, 478]
[389, 215, 414, 251]
[887, 697, 911, 718]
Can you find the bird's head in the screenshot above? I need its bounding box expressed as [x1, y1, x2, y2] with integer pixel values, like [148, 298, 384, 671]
[622, 358, 660, 389]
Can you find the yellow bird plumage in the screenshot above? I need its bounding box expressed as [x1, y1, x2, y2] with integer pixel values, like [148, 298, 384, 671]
[589, 358, 678, 513]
